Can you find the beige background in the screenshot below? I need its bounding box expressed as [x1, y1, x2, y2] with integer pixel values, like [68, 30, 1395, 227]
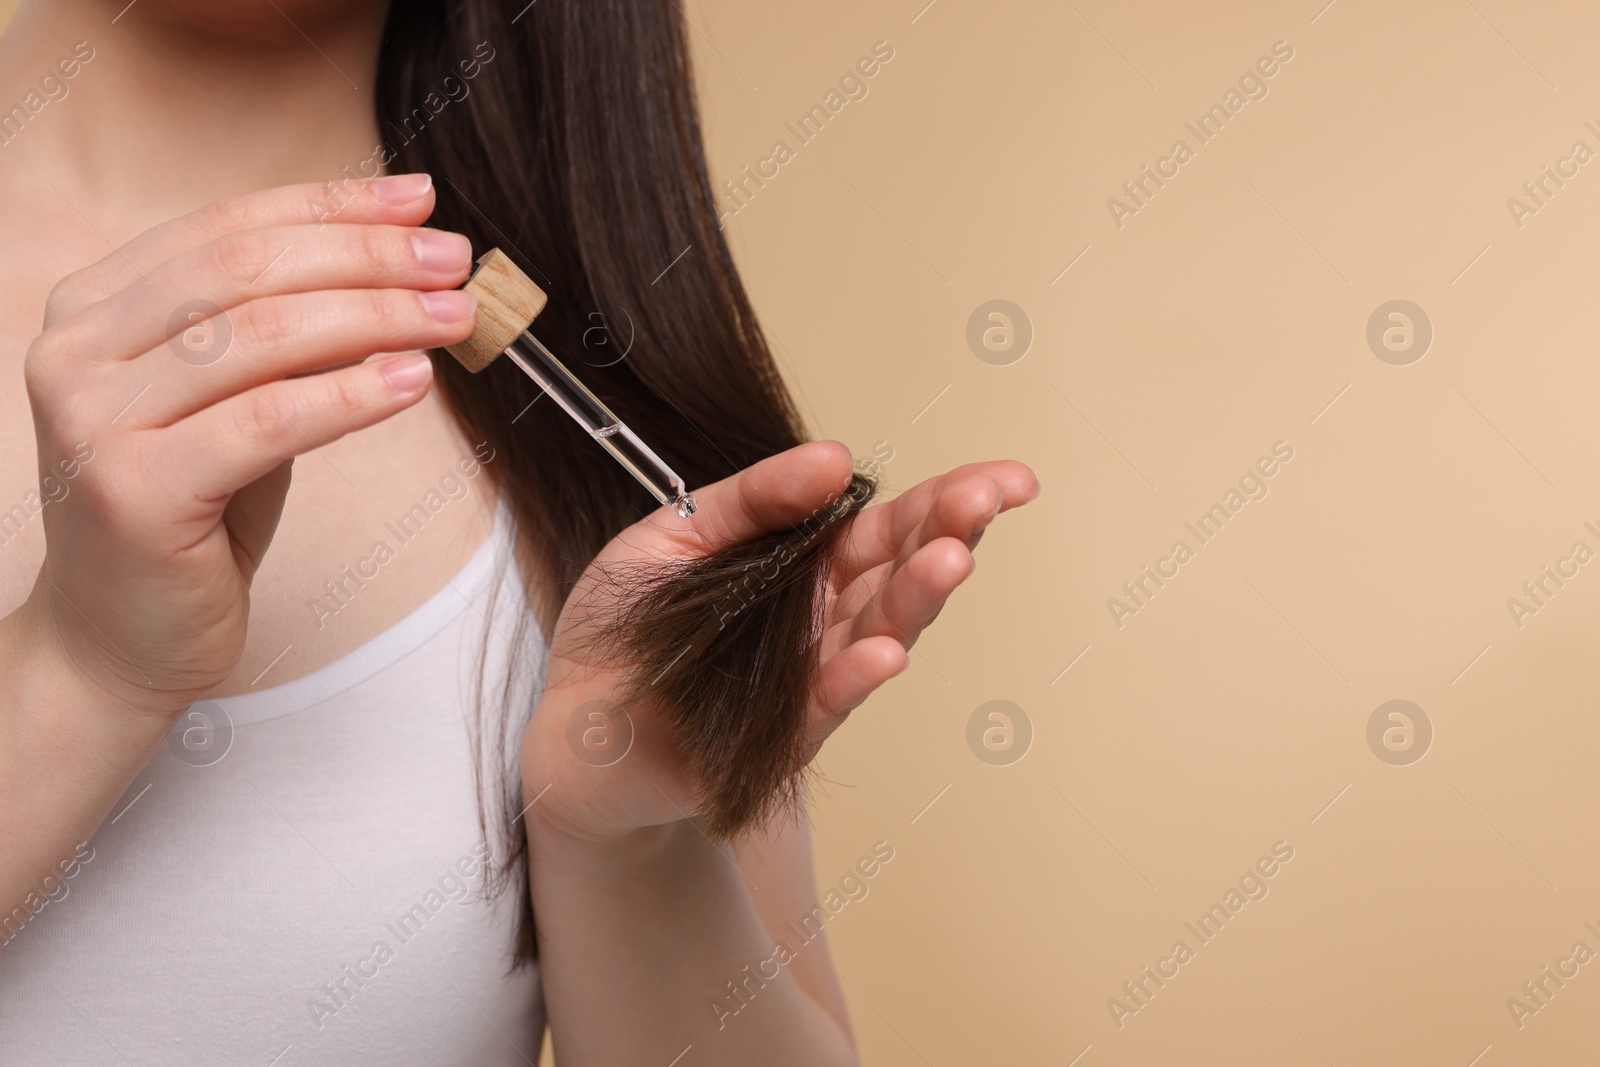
[691, 1, 1600, 1064]
[7, 0, 1600, 1062]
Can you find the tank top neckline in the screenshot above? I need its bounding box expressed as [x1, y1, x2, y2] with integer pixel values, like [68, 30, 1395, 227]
[204, 499, 512, 727]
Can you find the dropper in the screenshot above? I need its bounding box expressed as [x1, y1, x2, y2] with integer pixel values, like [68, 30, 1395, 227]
[443, 249, 697, 518]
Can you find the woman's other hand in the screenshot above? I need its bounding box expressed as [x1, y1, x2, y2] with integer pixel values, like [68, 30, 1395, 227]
[17, 174, 476, 720]
[522, 439, 1040, 842]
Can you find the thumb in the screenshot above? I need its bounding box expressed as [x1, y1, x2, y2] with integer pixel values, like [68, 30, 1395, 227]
[223, 458, 294, 578]
[682, 440, 855, 550]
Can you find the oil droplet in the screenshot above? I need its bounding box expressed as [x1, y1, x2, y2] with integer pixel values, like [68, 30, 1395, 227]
[675, 492, 698, 519]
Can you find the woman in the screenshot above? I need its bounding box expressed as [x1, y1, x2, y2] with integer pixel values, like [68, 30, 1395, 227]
[0, 0, 1036, 1063]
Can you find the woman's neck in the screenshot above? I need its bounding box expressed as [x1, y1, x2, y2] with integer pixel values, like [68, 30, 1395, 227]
[0, 0, 388, 237]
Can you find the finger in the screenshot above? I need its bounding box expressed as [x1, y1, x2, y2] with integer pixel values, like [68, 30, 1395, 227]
[830, 472, 1001, 619]
[45, 175, 439, 322]
[843, 536, 973, 648]
[836, 472, 1000, 598]
[809, 635, 908, 740]
[834, 460, 1037, 588]
[162, 353, 435, 502]
[123, 288, 477, 427]
[52, 222, 474, 364]
[675, 439, 856, 548]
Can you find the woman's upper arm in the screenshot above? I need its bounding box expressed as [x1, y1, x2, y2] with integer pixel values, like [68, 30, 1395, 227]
[735, 804, 855, 1042]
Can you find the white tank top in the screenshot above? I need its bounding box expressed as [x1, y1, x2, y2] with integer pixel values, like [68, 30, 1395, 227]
[0, 501, 548, 1066]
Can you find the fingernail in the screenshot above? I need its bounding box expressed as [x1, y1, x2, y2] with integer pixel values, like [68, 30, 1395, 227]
[1027, 479, 1042, 502]
[380, 353, 433, 394]
[412, 229, 471, 271]
[372, 173, 433, 205]
[420, 289, 475, 323]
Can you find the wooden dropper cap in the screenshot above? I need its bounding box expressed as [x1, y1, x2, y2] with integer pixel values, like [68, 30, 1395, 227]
[444, 249, 549, 373]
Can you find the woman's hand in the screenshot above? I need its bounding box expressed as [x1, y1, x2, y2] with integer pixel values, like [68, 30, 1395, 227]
[521, 440, 1040, 842]
[18, 174, 476, 719]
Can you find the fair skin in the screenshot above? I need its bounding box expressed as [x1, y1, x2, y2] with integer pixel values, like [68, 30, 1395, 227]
[0, 1, 1038, 1064]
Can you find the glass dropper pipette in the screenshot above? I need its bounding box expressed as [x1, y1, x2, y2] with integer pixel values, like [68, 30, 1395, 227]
[443, 249, 697, 518]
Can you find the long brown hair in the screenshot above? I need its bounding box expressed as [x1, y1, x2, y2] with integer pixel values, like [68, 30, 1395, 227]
[376, 0, 874, 962]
